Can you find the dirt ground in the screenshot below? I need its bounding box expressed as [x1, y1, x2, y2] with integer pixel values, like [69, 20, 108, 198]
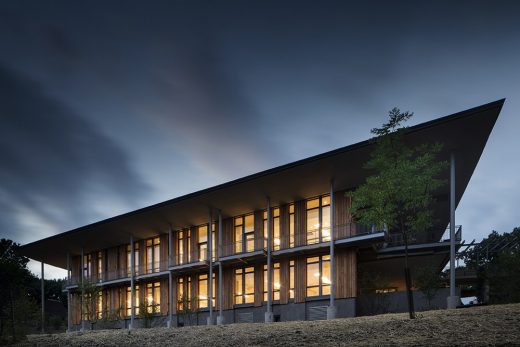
[17, 303, 520, 346]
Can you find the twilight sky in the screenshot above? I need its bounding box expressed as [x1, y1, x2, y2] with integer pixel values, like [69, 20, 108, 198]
[1, 0, 519, 278]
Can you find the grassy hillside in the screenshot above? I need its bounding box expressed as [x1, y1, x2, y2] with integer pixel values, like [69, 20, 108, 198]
[17, 304, 520, 346]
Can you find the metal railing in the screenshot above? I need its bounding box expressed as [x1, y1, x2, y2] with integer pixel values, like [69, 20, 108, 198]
[169, 248, 217, 267]
[385, 225, 462, 247]
[221, 236, 267, 257]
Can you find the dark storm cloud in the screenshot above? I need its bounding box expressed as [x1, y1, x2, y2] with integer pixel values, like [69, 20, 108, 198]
[0, 64, 149, 242]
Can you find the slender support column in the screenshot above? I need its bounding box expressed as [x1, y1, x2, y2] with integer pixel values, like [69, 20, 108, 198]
[327, 181, 337, 319]
[168, 228, 173, 328]
[41, 261, 45, 333]
[447, 153, 460, 309]
[80, 248, 85, 332]
[207, 210, 214, 325]
[67, 252, 71, 332]
[130, 235, 135, 329]
[217, 210, 224, 325]
[265, 197, 273, 323]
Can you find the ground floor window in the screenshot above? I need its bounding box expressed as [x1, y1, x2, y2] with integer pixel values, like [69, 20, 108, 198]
[198, 273, 216, 309]
[263, 262, 280, 301]
[177, 276, 192, 310]
[126, 285, 140, 316]
[145, 282, 161, 313]
[289, 260, 295, 299]
[235, 267, 254, 305]
[96, 291, 103, 319]
[306, 255, 331, 297]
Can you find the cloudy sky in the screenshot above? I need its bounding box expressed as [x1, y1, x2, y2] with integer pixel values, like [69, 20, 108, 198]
[1, 0, 519, 278]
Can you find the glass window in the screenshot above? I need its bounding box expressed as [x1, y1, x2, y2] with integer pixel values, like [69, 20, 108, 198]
[126, 285, 140, 316]
[198, 273, 216, 309]
[96, 291, 103, 319]
[235, 215, 255, 253]
[264, 208, 281, 250]
[235, 267, 254, 305]
[289, 260, 295, 299]
[289, 204, 295, 248]
[146, 282, 161, 313]
[198, 225, 208, 261]
[306, 255, 331, 297]
[146, 237, 161, 273]
[306, 195, 331, 245]
[177, 230, 184, 265]
[97, 251, 103, 281]
[263, 262, 280, 301]
[83, 254, 91, 279]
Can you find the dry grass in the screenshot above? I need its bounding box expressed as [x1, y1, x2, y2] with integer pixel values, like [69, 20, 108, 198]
[18, 304, 520, 346]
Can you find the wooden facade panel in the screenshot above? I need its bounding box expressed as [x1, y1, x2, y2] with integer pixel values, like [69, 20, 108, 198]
[221, 266, 234, 310]
[254, 263, 263, 307]
[279, 259, 289, 305]
[334, 190, 353, 239]
[254, 210, 264, 251]
[119, 246, 127, 278]
[160, 233, 169, 271]
[139, 240, 145, 275]
[160, 277, 169, 315]
[190, 226, 198, 262]
[71, 255, 81, 280]
[294, 200, 306, 247]
[107, 247, 118, 281]
[279, 204, 289, 250]
[334, 248, 357, 299]
[221, 218, 234, 257]
[294, 256, 306, 303]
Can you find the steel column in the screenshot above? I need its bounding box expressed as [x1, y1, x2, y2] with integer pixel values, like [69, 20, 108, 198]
[168, 228, 173, 328]
[130, 235, 135, 329]
[208, 210, 214, 325]
[265, 197, 273, 322]
[80, 248, 85, 332]
[447, 152, 460, 308]
[67, 252, 71, 332]
[327, 180, 337, 319]
[41, 261, 45, 333]
[217, 210, 224, 325]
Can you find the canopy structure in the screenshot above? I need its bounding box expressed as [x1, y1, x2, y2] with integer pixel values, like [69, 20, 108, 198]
[20, 99, 504, 269]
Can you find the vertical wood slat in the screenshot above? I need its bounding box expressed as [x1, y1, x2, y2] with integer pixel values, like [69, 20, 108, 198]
[182, 229, 189, 264]
[279, 259, 289, 304]
[107, 247, 118, 281]
[171, 274, 178, 314]
[139, 240, 145, 275]
[334, 248, 357, 299]
[279, 204, 289, 250]
[222, 218, 233, 257]
[294, 200, 306, 247]
[190, 226, 198, 262]
[254, 210, 264, 251]
[71, 256, 81, 282]
[160, 277, 169, 315]
[222, 266, 234, 310]
[119, 245, 127, 279]
[160, 233, 168, 271]
[294, 256, 306, 303]
[254, 263, 263, 307]
[334, 190, 354, 238]
[91, 251, 98, 281]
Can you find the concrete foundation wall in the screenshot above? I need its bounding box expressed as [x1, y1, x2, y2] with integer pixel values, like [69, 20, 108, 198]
[357, 288, 461, 316]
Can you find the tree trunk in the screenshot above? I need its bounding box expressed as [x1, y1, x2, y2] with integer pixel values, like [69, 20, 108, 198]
[9, 287, 15, 342]
[403, 233, 416, 319]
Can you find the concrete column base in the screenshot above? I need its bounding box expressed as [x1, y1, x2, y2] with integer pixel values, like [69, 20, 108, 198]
[216, 315, 225, 325]
[167, 319, 172, 328]
[447, 295, 460, 309]
[265, 311, 274, 323]
[207, 316, 215, 325]
[327, 305, 337, 319]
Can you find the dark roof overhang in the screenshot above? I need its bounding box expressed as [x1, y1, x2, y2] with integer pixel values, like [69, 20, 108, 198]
[19, 99, 505, 269]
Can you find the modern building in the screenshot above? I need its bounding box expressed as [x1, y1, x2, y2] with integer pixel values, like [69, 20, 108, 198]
[20, 99, 504, 330]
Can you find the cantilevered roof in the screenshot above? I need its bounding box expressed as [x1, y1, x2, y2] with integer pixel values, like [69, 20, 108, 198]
[20, 99, 505, 269]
